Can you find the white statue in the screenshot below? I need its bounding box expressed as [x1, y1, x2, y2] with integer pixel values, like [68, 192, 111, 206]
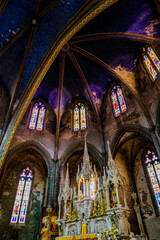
[130, 232, 141, 240]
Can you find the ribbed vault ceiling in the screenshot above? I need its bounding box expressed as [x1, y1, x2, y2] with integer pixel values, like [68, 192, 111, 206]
[0, 0, 160, 164]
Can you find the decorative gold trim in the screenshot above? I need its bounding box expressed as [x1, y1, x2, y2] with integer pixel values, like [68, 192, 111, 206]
[0, 0, 118, 170]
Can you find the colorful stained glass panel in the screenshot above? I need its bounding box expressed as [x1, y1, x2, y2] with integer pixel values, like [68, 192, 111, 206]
[143, 55, 157, 81]
[74, 106, 79, 131]
[154, 161, 160, 183]
[111, 91, 120, 117]
[147, 47, 160, 72]
[19, 200, 28, 224]
[11, 200, 21, 223]
[36, 105, 45, 131]
[145, 150, 160, 211]
[80, 104, 86, 130]
[29, 104, 38, 130]
[10, 168, 33, 224]
[116, 87, 127, 113]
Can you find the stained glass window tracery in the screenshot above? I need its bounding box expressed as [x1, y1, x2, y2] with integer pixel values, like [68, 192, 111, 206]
[143, 46, 160, 82]
[29, 102, 45, 131]
[144, 150, 160, 211]
[73, 103, 86, 131]
[143, 55, 157, 81]
[147, 47, 160, 72]
[11, 167, 33, 224]
[111, 85, 127, 117]
[74, 105, 79, 131]
[80, 104, 86, 130]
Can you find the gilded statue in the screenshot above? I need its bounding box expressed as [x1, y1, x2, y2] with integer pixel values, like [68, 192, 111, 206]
[41, 216, 50, 240]
[41, 207, 58, 240]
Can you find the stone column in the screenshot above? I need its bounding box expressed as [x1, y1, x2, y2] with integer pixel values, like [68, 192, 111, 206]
[58, 199, 61, 219]
[64, 200, 67, 220]
[106, 187, 110, 209]
[134, 205, 148, 240]
[85, 180, 87, 197]
[47, 167, 55, 206]
[88, 180, 90, 197]
[123, 188, 128, 208]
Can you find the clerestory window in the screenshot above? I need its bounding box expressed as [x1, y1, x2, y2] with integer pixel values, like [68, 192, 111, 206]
[73, 103, 86, 131]
[110, 85, 127, 117]
[143, 46, 160, 82]
[29, 102, 45, 131]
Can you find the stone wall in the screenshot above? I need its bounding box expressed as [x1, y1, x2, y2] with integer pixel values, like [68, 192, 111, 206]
[115, 151, 139, 234]
[134, 150, 160, 240]
[0, 161, 45, 240]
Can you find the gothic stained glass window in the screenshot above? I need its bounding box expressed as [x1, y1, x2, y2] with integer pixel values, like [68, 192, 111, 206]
[144, 150, 160, 211]
[10, 167, 33, 224]
[29, 103, 39, 130]
[29, 102, 45, 131]
[36, 104, 45, 131]
[147, 47, 160, 72]
[73, 103, 86, 131]
[80, 104, 86, 130]
[74, 105, 79, 131]
[116, 86, 127, 113]
[143, 55, 157, 81]
[111, 85, 127, 117]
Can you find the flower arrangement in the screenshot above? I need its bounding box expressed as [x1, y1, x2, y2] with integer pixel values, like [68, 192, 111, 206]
[100, 226, 120, 240]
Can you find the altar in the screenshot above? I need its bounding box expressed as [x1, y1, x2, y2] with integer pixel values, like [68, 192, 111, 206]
[57, 139, 131, 238]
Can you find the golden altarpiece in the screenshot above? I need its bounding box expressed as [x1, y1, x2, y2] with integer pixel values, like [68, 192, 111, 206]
[57, 139, 131, 238]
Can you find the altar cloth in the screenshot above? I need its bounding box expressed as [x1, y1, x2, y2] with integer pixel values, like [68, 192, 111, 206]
[56, 233, 98, 240]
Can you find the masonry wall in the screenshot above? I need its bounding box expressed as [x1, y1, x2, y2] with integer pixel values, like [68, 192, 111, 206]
[0, 161, 45, 240]
[134, 150, 160, 240]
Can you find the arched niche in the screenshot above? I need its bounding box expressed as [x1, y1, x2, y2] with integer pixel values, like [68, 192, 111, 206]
[112, 126, 160, 238]
[17, 98, 56, 134]
[136, 44, 160, 125]
[133, 145, 160, 239]
[60, 98, 96, 134]
[59, 140, 104, 170]
[59, 149, 102, 191]
[0, 143, 50, 240]
[101, 81, 148, 141]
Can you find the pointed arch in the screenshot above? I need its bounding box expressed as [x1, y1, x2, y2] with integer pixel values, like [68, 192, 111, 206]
[0, 0, 117, 170]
